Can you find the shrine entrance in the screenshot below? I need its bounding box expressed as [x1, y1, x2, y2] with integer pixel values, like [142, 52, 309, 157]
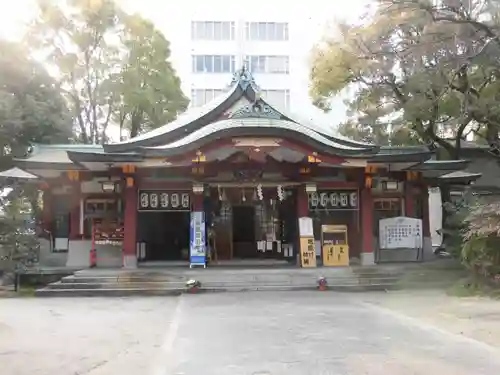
[137, 211, 190, 261]
[232, 205, 257, 258]
[207, 186, 298, 262]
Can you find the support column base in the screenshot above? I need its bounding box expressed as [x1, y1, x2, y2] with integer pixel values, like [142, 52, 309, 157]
[423, 236, 432, 259]
[122, 254, 138, 269]
[360, 252, 375, 266]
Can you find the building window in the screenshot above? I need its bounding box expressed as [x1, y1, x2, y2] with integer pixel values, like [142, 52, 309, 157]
[244, 55, 289, 74]
[192, 55, 236, 73]
[191, 21, 235, 40]
[245, 22, 289, 41]
[191, 89, 226, 107]
[260, 89, 290, 109]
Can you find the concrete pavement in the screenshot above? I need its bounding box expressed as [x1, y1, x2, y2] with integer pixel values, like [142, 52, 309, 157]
[1, 292, 500, 374]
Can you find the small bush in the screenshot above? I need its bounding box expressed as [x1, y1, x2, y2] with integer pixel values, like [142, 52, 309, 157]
[461, 196, 500, 279]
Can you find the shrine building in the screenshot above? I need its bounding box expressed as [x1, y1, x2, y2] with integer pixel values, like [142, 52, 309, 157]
[16, 69, 478, 269]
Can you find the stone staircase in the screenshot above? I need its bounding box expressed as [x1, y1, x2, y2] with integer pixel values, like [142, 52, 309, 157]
[35, 267, 403, 297]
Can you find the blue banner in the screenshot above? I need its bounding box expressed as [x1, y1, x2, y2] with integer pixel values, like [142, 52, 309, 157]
[190, 211, 206, 266]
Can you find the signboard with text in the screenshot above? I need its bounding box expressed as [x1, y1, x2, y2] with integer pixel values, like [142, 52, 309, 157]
[299, 237, 317, 268]
[321, 225, 349, 267]
[190, 211, 206, 267]
[137, 190, 190, 212]
[379, 216, 423, 250]
[308, 190, 358, 211]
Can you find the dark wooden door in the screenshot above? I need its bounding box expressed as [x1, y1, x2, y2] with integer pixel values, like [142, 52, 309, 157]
[232, 205, 256, 258]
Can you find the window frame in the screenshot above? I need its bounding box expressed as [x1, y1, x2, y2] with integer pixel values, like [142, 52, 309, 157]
[192, 55, 237, 73]
[245, 22, 289, 41]
[191, 21, 235, 41]
[191, 88, 226, 107]
[260, 89, 291, 109]
[244, 55, 289, 74]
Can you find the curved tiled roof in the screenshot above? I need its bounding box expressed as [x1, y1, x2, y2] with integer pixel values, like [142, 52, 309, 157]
[140, 118, 376, 157]
[104, 67, 375, 154]
[22, 69, 478, 171]
[109, 87, 236, 147]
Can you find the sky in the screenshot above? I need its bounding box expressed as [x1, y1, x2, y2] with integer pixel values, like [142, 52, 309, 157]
[0, 0, 370, 40]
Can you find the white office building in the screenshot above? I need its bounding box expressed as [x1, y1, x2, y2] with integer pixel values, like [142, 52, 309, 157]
[188, 19, 291, 109]
[121, 0, 368, 126]
[161, 1, 312, 113]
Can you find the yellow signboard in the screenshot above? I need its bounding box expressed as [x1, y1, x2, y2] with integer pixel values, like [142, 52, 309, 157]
[323, 244, 349, 266]
[299, 237, 317, 268]
[321, 225, 349, 267]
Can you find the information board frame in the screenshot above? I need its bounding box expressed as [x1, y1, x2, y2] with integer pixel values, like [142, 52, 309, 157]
[189, 211, 206, 268]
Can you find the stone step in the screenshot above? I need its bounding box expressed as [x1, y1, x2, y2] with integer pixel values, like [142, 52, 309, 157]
[47, 277, 399, 290]
[36, 283, 396, 297]
[35, 288, 183, 297]
[58, 276, 399, 287]
[37, 266, 404, 297]
[60, 273, 399, 284]
[45, 281, 184, 290]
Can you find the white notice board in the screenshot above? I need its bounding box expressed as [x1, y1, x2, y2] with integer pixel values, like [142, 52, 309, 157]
[379, 216, 423, 250]
[298, 217, 314, 237]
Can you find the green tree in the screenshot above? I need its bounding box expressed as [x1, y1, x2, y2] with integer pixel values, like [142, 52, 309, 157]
[113, 14, 189, 139]
[0, 38, 72, 232]
[27, 0, 188, 143]
[26, 0, 123, 144]
[337, 119, 422, 146]
[309, 0, 500, 248]
[310, 0, 500, 156]
[0, 187, 39, 291]
[414, 0, 500, 150]
[0, 39, 72, 166]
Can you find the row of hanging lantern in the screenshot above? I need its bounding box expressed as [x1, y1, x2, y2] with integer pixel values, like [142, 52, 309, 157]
[217, 184, 288, 203]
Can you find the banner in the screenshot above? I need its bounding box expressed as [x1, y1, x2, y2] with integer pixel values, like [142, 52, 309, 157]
[308, 190, 358, 210]
[138, 190, 190, 212]
[190, 211, 206, 266]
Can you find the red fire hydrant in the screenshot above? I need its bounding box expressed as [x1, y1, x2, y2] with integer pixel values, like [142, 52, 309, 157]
[186, 279, 201, 294]
[318, 277, 328, 291]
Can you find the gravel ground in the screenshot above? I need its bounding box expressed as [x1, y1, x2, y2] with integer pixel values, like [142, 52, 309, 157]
[1, 291, 500, 375]
[360, 290, 500, 348]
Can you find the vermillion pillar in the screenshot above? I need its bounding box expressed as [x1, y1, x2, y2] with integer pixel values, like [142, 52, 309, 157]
[405, 184, 415, 217]
[123, 183, 138, 268]
[360, 188, 375, 265]
[192, 193, 204, 211]
[297, 187, 309, 217]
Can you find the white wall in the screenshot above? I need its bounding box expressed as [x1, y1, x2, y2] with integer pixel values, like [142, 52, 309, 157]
[429, 188, 443, 247]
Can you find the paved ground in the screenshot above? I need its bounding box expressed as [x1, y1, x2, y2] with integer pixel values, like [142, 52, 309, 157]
[1, 292, 500, 375]
[363, 290, 500, 348]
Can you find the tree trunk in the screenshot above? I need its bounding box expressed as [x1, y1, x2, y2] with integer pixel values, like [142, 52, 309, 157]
[436, 148, 459, 247]
[130, 111, 143, 138]
[440, 184, 452, 246]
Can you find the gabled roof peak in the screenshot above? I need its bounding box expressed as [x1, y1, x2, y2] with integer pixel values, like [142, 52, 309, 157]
[229, 66, 260, 91]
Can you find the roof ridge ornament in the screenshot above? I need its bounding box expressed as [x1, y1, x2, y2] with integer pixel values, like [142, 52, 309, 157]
[229, 101, 281, 120]
[229, 65, 260, 91]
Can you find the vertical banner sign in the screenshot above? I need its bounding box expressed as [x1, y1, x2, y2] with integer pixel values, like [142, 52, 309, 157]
[299, 237, 317, 268]
[190, 211, 206, 267]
